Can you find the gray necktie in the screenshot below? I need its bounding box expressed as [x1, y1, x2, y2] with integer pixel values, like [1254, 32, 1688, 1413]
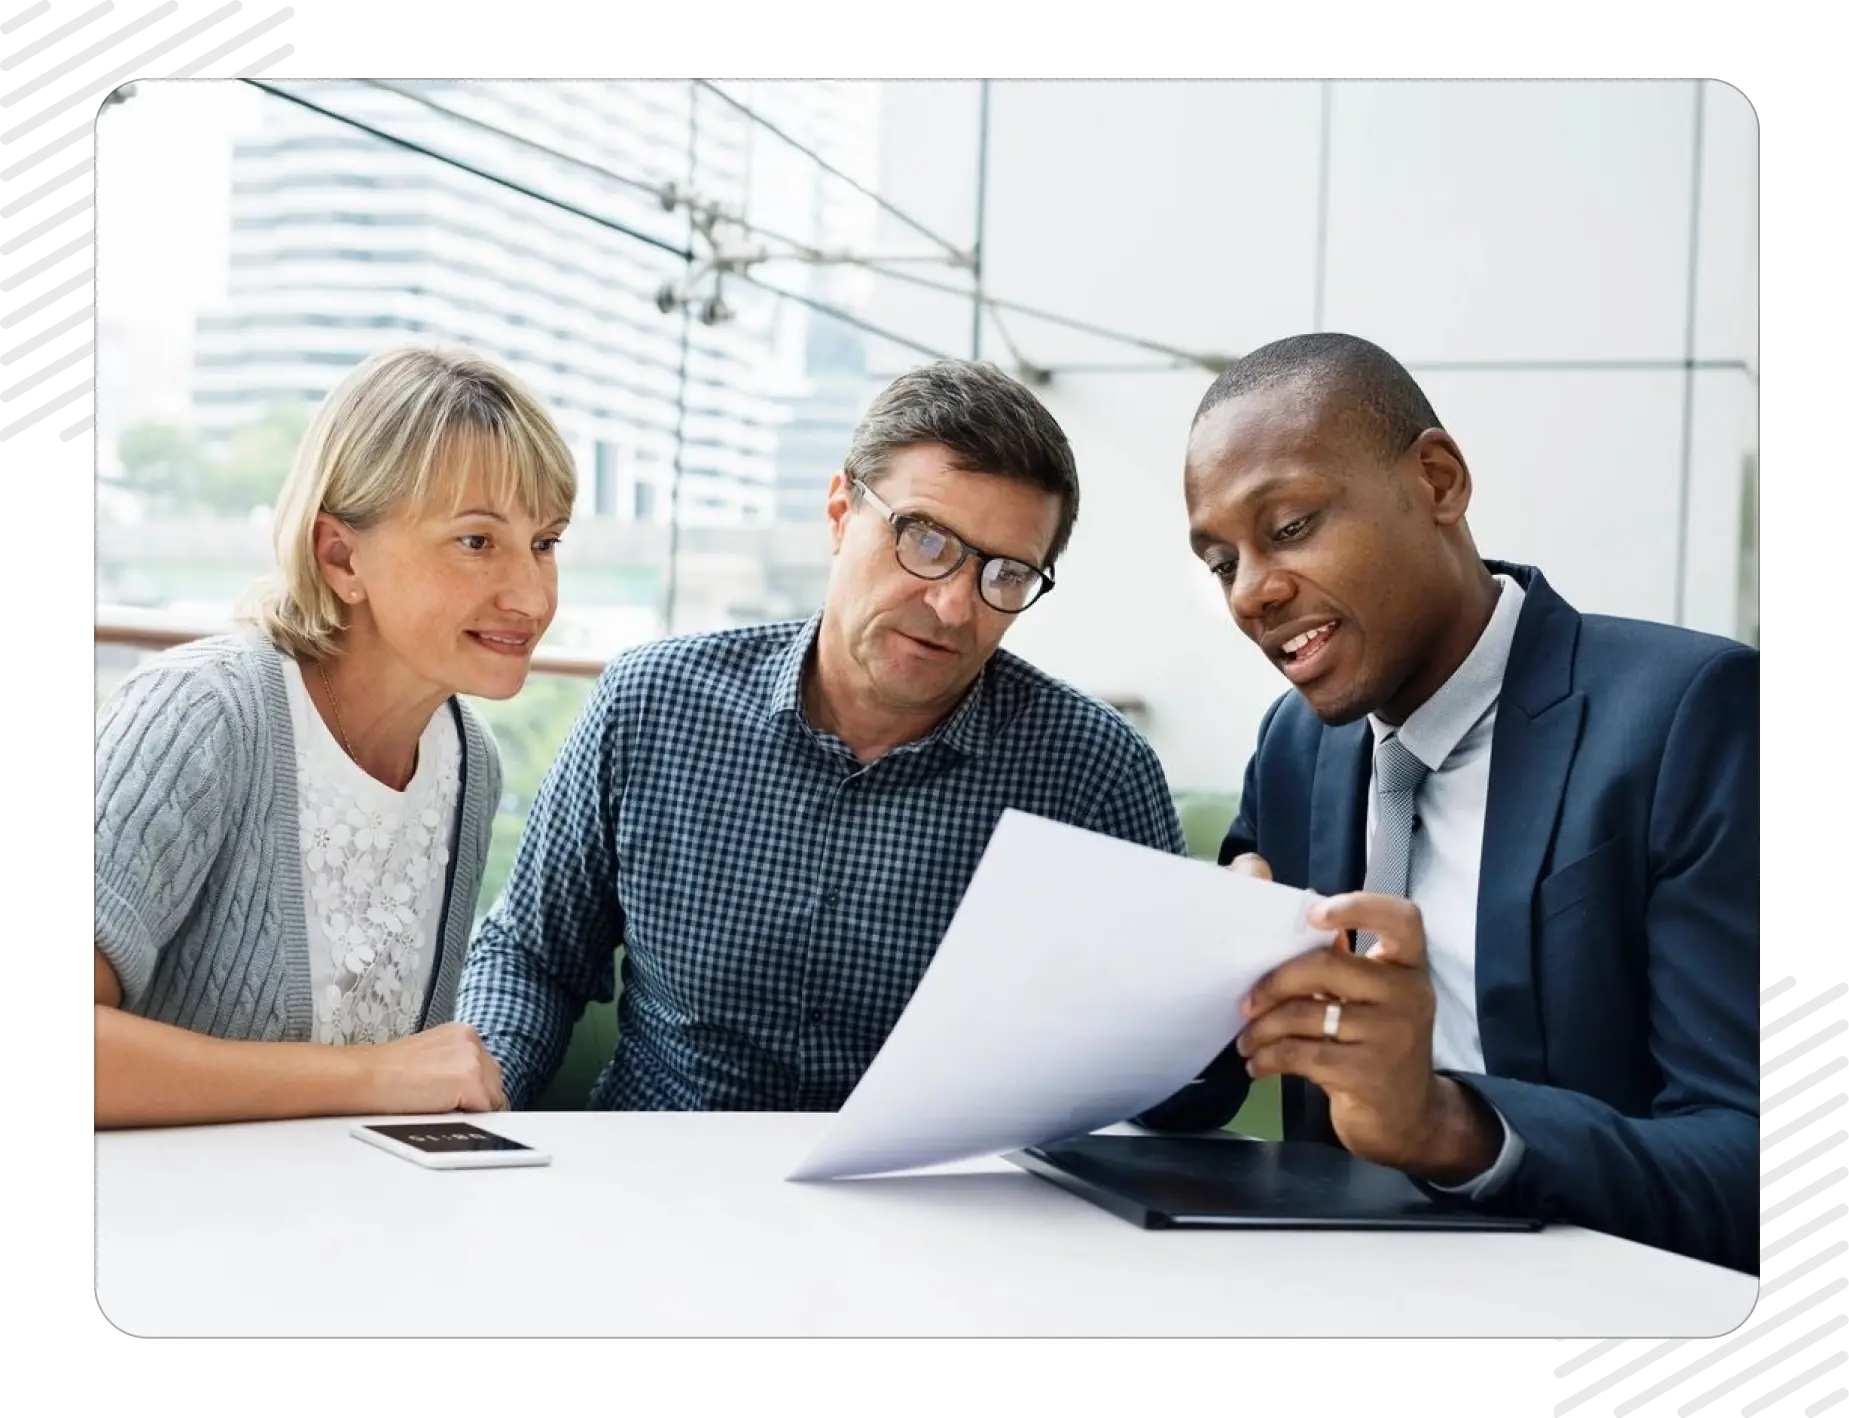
[1356, 733, 1431, 955]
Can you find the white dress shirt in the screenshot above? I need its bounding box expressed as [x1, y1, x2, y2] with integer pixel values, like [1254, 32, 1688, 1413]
[1364, 573, 1527, 1196]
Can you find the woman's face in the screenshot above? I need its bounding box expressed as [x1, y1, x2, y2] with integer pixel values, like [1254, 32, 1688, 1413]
[332, 463, 569, 702]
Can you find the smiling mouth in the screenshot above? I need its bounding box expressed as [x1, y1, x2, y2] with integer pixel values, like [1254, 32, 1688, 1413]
[468, 630, 534, 655]
[1276, 620, 1341, 681]
[1281, 620, 1336, 660]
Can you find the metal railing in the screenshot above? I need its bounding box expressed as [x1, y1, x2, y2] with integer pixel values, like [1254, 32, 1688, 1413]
[94, 604, 610, 679]
[93, 604, 1149, 720]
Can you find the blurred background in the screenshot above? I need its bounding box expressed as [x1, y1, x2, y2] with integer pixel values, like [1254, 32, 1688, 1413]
[92, 78, 1759, 918]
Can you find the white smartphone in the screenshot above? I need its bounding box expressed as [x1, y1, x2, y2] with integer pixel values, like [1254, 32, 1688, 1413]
[350, 1120, 551, 1170]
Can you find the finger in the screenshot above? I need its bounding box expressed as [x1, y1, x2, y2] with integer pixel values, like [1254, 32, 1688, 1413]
[1242, 945, 1397, 1019]
[1238, 997, 1375, 1056]
[1225, 853, 1273, 881]
[1308, 892, 1427, 967]
[1242, 1037, 1357, 1088]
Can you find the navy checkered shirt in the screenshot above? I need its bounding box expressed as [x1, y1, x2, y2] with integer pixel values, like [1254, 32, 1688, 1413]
[457, 613, 1185, 1110]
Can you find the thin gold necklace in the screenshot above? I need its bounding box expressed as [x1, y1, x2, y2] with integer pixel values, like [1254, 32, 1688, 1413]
[315, 659, 359, 764]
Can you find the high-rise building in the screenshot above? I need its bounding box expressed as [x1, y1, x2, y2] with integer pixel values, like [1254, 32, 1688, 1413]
[774, 313, 871, 526]
[190, 81, 878, 531]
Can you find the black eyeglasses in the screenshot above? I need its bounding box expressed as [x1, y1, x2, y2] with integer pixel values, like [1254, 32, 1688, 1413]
[852, 478, 1055, 614]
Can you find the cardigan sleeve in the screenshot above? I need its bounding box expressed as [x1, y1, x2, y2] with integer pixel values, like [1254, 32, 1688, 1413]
[94, 664, 242, 1012]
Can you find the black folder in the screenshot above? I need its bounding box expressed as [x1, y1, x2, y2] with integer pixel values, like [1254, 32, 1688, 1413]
[1007, 1134, 1545, 1232]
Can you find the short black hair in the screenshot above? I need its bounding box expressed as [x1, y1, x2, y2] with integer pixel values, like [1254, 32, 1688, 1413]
[845, 359, 1080, 567]
[1192, 332, 1442, 464]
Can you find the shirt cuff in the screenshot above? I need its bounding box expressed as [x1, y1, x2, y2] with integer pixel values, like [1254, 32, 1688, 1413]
[1427, 1097, 1526, 1200]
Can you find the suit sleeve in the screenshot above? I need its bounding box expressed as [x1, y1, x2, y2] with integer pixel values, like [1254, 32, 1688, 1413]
[1442, 647, 1760, 1273]
[1132, 695, 1285, 1132]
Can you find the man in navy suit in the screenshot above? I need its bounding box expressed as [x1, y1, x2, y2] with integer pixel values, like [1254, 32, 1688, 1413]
[1142, 333, 1758, 1274]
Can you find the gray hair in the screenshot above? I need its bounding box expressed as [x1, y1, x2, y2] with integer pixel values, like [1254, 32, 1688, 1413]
[844, 359, 1080, 567]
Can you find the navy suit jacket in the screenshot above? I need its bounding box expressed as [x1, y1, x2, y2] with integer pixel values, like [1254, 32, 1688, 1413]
[1141, 562, 1759, 1274]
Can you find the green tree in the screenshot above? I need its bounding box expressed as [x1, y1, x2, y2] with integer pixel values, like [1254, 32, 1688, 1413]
[113, 403, 314, 516]
[116, 421, 211, 508]
[200, 403, 313, 514]
[466, 673, 601, 918]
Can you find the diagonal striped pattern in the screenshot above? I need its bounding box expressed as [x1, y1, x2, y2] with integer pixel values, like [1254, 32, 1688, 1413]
[1552, 977, 1848, 1415]
[0, 0, 296, 445]
[32, 19, 1819, 1390]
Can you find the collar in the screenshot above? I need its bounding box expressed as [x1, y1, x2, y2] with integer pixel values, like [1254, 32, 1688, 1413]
[765, 610, 999, 760]
[764, 612, 823, 721]
[1369, 573, 1526, 770]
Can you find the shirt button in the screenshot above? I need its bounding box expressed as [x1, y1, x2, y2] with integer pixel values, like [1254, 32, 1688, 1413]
[806, 1007, 823, 1024]
[823, 889, 840, 907]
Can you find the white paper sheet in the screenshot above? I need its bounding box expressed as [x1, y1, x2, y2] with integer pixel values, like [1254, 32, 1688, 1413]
[787, 809, 1335, 1181]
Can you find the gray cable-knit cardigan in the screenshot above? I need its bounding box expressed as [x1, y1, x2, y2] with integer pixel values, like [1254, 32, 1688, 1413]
[93, 631, 502, 1041]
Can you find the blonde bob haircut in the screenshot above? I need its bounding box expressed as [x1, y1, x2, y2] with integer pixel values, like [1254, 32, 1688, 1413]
[249, 345, 577, 661]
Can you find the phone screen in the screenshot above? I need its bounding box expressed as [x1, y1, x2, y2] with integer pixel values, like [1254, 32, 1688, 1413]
[365, 1123, 532, 1153]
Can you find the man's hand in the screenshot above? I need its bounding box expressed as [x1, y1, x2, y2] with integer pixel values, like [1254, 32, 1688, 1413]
[1235, 890, 1501, 1183]
[1225, 853, 1272, 881]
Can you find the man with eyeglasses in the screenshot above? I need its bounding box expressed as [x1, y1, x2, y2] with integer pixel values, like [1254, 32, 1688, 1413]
[459, 359, 1185, 1111]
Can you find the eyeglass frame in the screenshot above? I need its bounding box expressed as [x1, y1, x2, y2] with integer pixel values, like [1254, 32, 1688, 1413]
[849, 476, 1057, 614]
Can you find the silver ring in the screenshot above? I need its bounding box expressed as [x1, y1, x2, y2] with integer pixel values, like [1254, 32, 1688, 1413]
[1322, 1000, 1343, 1042]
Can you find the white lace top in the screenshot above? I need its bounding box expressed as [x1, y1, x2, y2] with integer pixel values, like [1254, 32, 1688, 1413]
[280, 658, 461, 1046]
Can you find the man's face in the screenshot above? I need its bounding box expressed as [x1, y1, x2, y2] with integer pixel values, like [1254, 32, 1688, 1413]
[1183, 387, 1458, 726]
[821, 443, 1062, 717]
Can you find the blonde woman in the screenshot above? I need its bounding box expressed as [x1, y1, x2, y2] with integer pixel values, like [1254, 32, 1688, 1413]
[94, 346, 577, 1128]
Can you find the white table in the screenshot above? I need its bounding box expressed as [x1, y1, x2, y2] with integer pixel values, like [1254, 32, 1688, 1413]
[95, 1112, 1756, 1337]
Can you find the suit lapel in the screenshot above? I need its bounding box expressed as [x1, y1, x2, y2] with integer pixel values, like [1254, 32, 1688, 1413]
[1292, 718, 1371, 1145]
[1309, 720, 1371, 897]
[1475, 564, 1585, 1084]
